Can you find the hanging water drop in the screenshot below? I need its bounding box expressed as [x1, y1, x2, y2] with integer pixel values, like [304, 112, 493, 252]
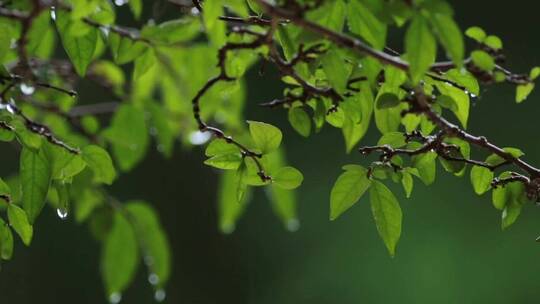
[20, 83, 35, 95]
[50, 8, 56, 20]
[109, 292, 122, 304]
[114, 0, 127, 6]
[286, 219, 300, 232]
[154, 289, 166, 302]
[148, 273, 159, 286]
[56, 208, 68, 220]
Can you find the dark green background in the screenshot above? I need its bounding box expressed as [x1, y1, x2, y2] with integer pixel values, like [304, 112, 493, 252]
[1, 1, 540, 303]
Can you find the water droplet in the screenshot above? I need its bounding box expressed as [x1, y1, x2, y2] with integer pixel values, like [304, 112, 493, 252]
[114, 0, 127, 6]
[189, 131, 211, 145]
[20, 83, 35, 95]
[148, 273, 159, 286]
[144, 255, 154, 266]
[286, 219, 300, 232]
[56, 208, 68, 220]
[221, 223, 235, 234]
[109, 292, 122, 304]
[50, 8, 56, 20]
[154, 289, 166, 302]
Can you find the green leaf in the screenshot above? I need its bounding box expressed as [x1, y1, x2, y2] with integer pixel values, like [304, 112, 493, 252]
[218, 171, 249, 234]
[412, 151, 437, 185]
[470, 166, 493, 195]
[376, 93, 401, 109]
[435, 81, 469, 128]
[405, 15, 436, 84]
[322, 47, 349, 94]
[203, 0, 226, 46]
[377, 132, 406, 148]
[342, 87, 374, 152]
[401, 169, 414, 198]
[347, 0, 387, 49]
[7, 204, 33, 246]
[484, 35, 503, 50]
[247, 121, 282, 154]
[465, 26, 486, 42]
[108, 32, 148, 65]
[101, 212, 139, 297]
[0, 218, 14, 260]
[128, 0, 142, 19]
[492, 173, 527, 211]
[502, 202, 522, 230]
[273, 166, 303, 190]
[0, 22, 13, 63]
[103, 104, 149, 172]
[530, 67, 540, 80]
[125, 202, 171, 288]
[206, 138, 241, 156]
[0, 177, 11, 204]
[43, 143, 86, 181]
[288, 107, 311, 137]
[444, 69, 480, 96]
[82, 145, 117, 185]
[369, 180, 402, 257]
[330, 165, 371, 220]
[471, 50, 495, 71]
[516, 83, 535, 103]
[55, 12, 98, 76]
[20, 147, 52, 223]
[204, 154, 242, 170]
[261, 149, 299, 229]
[429, 13, 464, 66]
[307, 0, 346, 31]
[236, 160, 248, 203]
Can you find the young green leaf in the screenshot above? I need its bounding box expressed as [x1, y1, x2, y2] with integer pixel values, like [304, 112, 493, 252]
[82, 145, 117, 185]
[20, 147, 52, 223]
[470, 166, 493, 195]
[0, 177, 11, 204]
[405, 15, 436, 84]
[516, 83, 535, 103]
[101, 212, 139, 297]
[204, 154, 242, 170]
[0, 218, 14, 260]
[288, 107, 311, 137]
[429, 13, 464, 66]
[465, 26, 486, 42]
[125, 202, 172, 288]
[347, 0, 386, 49]
[322, 47, 349, 94]
[55, 12, 98, 76]
[218, 171, 249, 234]
[369, 180, 402, 257]
[501, 202, 522, 230]
[376, 93, 401, 109]
[471, 50, 495, 71]
[103, 104, 149, 172]
[330, 165, 371, 220]
[273, 166, 303, 190]
[412, 151, 437, 185]
[7, 204, 33, 246]
[108, 32, 148, 65]
[377, 132, 406, 148]
[401, 169, 414, 198]
[247, 121, 282, 154]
